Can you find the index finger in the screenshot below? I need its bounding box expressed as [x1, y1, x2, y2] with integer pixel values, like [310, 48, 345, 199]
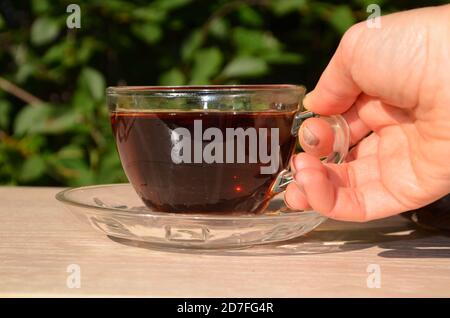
[304, 24, 363, 115]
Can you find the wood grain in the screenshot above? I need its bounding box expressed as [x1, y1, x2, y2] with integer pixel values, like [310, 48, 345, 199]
[0, 186, 449, 297]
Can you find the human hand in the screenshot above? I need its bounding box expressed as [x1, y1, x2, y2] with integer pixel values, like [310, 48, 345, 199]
[285, 5, 450, 221]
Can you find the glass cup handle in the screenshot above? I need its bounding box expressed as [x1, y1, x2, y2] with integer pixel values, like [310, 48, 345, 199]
[271, 111, 350, 194]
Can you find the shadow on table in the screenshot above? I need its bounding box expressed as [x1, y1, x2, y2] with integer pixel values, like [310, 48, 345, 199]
[108, 218, 450, 257]
[376, 230, 450, 258]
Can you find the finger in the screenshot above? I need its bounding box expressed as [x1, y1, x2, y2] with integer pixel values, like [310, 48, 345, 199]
[325, 156, 381, 188]
[294, 159, 406, 221]
[291, 152, 327, 174]
[303, 24, 364, 115]
[284, 183, 310, 211]
[293, 152, 380, 190]
[298, 117, 334, 158]
[298, 108, 372, 157]
[294, 168, 336, 214]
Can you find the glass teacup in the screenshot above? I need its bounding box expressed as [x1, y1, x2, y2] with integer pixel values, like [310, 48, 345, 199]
[107, 85, 349, 214]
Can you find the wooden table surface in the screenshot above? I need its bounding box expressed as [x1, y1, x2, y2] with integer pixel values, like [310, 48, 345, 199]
[0, 186, 449, 297]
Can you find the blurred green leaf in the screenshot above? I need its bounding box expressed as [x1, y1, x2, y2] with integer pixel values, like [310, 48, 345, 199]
[72, 88, 95, 114]
[14, 104, 51, 136]
[18, 135, 46, 153]
[97, 149, 126, 183]
[221, 57, 268, 78]
[132, 6, 166, 22]
[19, 155, 46, 182]
[12, 45, 28, 65]
[263, 51, 303, 64]
[153, 0, 192, 11]
[329, 5, 356, 34]
[15, 63, 36, 83]
[31, 17, 61, 46]
[238, 5, 263, 27]
[0, 100, 11, 130]
[14, 104, 80, 136]
[270, 0, 306, 16]
[131, 23, 162, 44]
[79, 67, 106, 101]
[42, 41, 68, 64]
[71, 169, 95, 186]
[159, 68, 186, 86]
[232, 28, 281, 55]
[190, 47, 223, 84]
[181, 30, 203, 61]
[102, 0, 135, 13]
[47, 145, 94, 186]
[42, 110, 81, 134]
[52, 157, 94, 186]
[57, 145, 84, 160]
[32, 0, 51, 14]
[209, 18, 228, 39]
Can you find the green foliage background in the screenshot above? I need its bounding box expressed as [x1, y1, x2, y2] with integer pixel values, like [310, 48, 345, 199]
[0, 0, 447, 186]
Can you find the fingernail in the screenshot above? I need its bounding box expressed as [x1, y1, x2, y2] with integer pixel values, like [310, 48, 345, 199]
[303, 93, 312, 110]
[302, 126, 319, 146]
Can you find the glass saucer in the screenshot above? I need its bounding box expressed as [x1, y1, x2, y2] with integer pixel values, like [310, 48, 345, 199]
[56, 184, 326, 249]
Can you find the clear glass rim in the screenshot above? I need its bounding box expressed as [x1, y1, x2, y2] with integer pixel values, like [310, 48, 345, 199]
[55, 183, 315, 220]
[107, 84, 306, 96]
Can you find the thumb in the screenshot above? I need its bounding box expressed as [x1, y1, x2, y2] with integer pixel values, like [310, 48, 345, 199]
[304, 24, 363, 115]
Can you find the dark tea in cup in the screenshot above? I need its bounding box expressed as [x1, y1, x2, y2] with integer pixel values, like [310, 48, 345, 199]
[107, 85, 349, 214]
[111, 110, 297, 213]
